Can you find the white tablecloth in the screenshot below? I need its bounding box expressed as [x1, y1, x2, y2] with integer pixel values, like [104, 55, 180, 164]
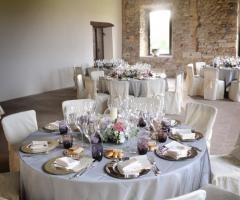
[200, 67, 239, 87]
[99, 77, 167, 97]
[20, 132, 210, 200]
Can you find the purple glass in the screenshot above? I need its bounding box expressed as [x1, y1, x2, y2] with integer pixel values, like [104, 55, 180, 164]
[137, 137, 149, 155]
[157, 129, 168, 143]
[62, 134, 73, 149]
[91, 132, 103, 161]
[59, 121, 68, 135]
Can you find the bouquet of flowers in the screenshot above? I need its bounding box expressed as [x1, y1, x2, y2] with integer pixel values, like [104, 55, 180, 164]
[213, 56, 240, 68]
[102, 119, 127, 144]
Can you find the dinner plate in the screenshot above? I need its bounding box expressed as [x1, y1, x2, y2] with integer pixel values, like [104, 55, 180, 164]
[154, 147, 198, 161]
[104, 161, 150, 179]
[168, 131, 203, 142]
[20, 140, 59, 154]
[43, 157, 74, 175]
[63, 149, 84, 160]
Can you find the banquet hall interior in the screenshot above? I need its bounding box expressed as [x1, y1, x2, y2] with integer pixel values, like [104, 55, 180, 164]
[0, 0, 240, 200]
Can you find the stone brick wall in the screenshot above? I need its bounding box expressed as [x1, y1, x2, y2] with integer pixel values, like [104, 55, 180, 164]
[122, 0, 238, 76]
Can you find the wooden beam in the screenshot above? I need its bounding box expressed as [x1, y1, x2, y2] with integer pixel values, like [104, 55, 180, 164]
[90, 21, 114, 28]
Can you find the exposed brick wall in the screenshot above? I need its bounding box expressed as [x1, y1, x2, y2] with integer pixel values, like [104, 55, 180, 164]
[122, 0, 238, 77]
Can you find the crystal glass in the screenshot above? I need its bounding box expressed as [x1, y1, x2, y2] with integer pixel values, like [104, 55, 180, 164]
[91, 132, 103, 161]
[157, 129, 168, 143]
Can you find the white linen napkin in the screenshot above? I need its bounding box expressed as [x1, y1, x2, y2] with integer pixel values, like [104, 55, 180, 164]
[171, 128, 196, 140]
[45, 121, 60, 131]
[30, 141, 48, 153]
[54, 157, 93, 172]
[117, 155, 152, 176]
[163, 141, 191, 160]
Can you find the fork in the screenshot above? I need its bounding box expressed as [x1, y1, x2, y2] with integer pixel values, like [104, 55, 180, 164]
[148, 156, 161, 176]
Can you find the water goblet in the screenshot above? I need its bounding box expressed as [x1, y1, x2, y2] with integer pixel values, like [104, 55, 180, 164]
[62, 134, 73, 149]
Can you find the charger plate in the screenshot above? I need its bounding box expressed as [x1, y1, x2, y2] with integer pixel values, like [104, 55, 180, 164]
[20, 140, 59, 154]
[169, 131, 203, 142]
[43, 157, 73, 175]
[155, 147, 198, 161]
[104, 161, 150, 179]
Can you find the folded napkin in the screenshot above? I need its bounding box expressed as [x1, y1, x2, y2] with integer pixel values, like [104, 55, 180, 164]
[163, 141, 191, 160]
[171, 128, 196, 140]
[54, 156, 93, 172]
[45, 121, 60, 131]
[117, 155, 152, 176]
[30, 141, 48, 153]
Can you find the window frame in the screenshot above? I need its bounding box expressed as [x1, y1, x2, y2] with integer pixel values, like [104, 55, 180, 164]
[148, 10, 172, 56]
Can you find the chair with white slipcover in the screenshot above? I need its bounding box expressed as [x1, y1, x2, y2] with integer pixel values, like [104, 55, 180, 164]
[165, 72, 184, 115]
[195, 62, 206, 76]
[73, 66, 87, 89]
[1, 110, 38, 199]
[165, 189, 206, 200]
[210, 133, 240, 196]
[84, 78, 109, 114]
[229, 68, 240, 102]
[90, 70, 105, 92]
[0, 105, 5, 119]
[76, 74, 88, 99]
[186, 64, 204, 96]
[62, 99, 96, 116]
[203, 67, 225, 100]
[184, 102, 217, 149]
[2, 110, 38, 172]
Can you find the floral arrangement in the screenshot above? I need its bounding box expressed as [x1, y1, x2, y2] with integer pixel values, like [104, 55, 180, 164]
[94, 59, 127, 69]
[213, 56, 240, 68]
[110, 63, 153, 79]
[102, 119, 127, 144]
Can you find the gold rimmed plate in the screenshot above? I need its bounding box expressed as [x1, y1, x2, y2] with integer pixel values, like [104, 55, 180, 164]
[104, 161, 150, 179]
[168, 131, 203, 142]
[20, 140, 59, 154]
[155, 147, 198, 161]
[43, 157, 74, 175]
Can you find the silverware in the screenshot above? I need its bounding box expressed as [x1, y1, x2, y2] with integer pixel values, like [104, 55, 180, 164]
[148, 156, 161, 176]
[69, 159, 96, 180]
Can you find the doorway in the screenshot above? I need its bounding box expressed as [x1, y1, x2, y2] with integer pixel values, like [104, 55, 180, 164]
[90, 21, 114, 61]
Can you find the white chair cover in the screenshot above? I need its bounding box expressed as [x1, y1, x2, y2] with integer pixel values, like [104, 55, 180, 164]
[165, 72, 184, 115]
[202, 184, 240, 200]
[186, 64, 204, 96]
[1, 110, 38, 145]
[141, 79, 166, 97]
[73, 66, 87, 89]
[76, 74, 88, 99]
[165, 189, 206, 200]
[84, 79, 109, 114]
[184, 102, 217, 149]
[90, 71, 105, 91]
[0, 106, 5, 119]
[195, 62, 206, 76]
[109, 80, 129, 99]
[210, 154, 240, 196]
[229, 68, 240, 102]
[62, 99, 96, 116]
[203, 67, 225, 100]
[0, 172, 19, 200]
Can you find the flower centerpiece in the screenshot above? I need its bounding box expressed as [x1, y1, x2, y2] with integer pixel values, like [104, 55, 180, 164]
[213, 56, 240, 68]
[102, 119, 127, 144]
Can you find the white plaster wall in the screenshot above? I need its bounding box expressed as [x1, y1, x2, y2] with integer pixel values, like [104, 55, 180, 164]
[0, 0, 122, 102]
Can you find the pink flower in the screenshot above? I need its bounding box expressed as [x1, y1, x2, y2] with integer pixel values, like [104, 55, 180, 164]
[113, 121, 125, 132]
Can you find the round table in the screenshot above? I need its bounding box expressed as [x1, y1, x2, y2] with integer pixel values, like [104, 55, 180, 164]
[99, 77, 168, 97]
[20, 131, 210, 200]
